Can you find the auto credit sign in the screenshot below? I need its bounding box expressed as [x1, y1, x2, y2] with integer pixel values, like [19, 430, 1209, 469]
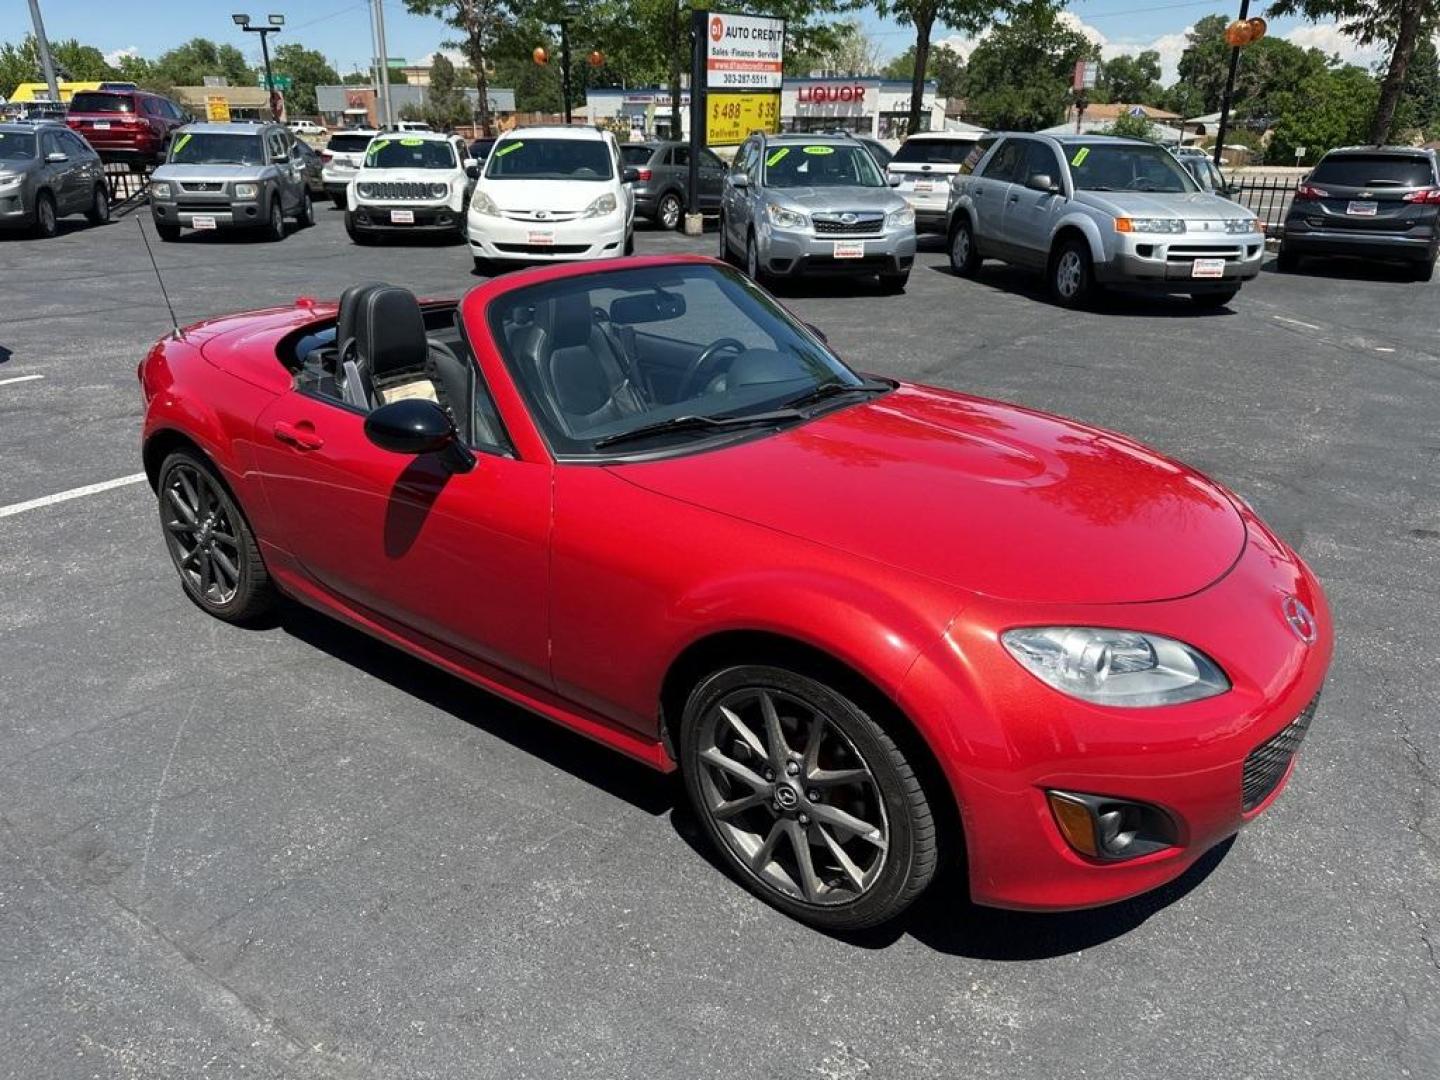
[706, 13, 786, 90]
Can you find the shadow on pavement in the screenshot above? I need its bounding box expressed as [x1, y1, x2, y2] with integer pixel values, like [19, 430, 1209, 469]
[1264, 255, 1429, 284]
[925, 262, 1240, 317]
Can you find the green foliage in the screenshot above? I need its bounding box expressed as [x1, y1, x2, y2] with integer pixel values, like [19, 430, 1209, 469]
[876, 0, 1011, 133]
[151, 38, 254, 89]
[1233, 36, 1329, 123]
[962, 1, 1097, 131]
[1394, 34, 1440, 137]
[1101, 51, 1162, 106]
[785, 20, 883, 76]
[342, 70, 373, 86]
[1266, 63, 1379, 164]
[1174, 14, 1234, 115]
[881, 41, 966, 98]
[405, 0, 518, 132]
[0, 38, 39, 100]
[271, 43, 339, 117]
[50, 39, 117, 82]
[422, 52, 472, 129]
[1101, 112, 1157, 140]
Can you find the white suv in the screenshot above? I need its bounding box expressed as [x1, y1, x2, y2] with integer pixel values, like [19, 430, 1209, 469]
[321, 128, 379, 208]
[467, 125, 635, 270]
[345, 130, 477, 243]
[888, 131, 984, 233]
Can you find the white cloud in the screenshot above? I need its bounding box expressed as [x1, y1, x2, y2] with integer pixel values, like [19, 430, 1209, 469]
[104, 46, 140, 67]
[937, 15, 1190, 85]
[1283, 22, 1386, 67]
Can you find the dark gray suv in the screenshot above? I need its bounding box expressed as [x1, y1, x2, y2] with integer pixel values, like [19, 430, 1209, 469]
[0, 121, 109, 237]
[1279, 146, 1440, 279]
[620, 141, 725, 229]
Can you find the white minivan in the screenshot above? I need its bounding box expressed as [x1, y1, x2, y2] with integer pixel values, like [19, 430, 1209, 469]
[467, 125, 636, 270]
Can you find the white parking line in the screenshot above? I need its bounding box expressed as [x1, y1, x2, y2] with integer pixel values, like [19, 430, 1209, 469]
[0, 473, 148, 519]
[0, 374, 45, 387]
[1272, 315, 1321, 331]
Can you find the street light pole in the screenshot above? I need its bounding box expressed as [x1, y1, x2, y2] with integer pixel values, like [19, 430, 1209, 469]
[232, 13, 285, 122]
[560, 19, 573, 124]
[373, 0, 394, 130]
[26, 0, 61, 105]
[1212, 0, 1250, 169]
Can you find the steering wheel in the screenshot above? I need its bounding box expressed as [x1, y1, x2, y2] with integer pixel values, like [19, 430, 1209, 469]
[680, 337, 746, 398]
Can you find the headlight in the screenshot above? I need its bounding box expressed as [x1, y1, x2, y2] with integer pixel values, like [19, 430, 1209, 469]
[886, 206, 915, 228]
[233, 183, 258, 199]
[149, 181, 171, 199]
[582, 192, 617, 218]
[1001, 627, 1228, 707]
[765, 203, 808, 229]
[1224, 217, 1258, 234]
[470, 189, 500, 215]
[429, 181, 449, 199]
[1114, 218, 1186, 234]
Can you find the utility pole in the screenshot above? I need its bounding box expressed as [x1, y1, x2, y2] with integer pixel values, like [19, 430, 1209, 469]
[1211, 4, 1267, 168]
[27, 0, 61, 105]
[560, 19, 573, 124]
[373, 0, 394, 130]
[232, 13, 285, 121]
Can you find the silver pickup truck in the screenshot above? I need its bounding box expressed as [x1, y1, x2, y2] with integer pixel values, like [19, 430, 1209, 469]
[945, 133, 1263, 308]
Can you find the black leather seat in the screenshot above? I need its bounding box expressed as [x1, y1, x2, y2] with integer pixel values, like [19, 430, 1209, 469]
[538, 291, 643, 435]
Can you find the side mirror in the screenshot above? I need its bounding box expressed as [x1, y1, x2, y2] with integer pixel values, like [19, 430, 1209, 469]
[730, 172, 749, 189]
[1026, 173, 1060, 194]
[888, 174, 902, 187]
[622, 166, 640, 184]
[465, 161, 480, 179]
[46, 151, 68, 163]
[364, 399, 474, 473]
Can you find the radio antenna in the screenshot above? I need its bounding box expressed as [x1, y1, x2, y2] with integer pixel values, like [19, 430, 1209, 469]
[135, 215, 182, 339]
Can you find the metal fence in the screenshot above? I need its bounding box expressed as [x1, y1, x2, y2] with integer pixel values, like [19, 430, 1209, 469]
[1227, 174, 1299, 236]
[104, 162, 151, 216]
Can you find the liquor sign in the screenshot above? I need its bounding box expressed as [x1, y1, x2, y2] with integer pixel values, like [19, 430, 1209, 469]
[707, 91, 779, 144]
[705, 13, 785, 90]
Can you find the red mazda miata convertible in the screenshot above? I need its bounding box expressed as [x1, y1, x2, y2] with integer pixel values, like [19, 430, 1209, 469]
[138, 255, 1332, 929]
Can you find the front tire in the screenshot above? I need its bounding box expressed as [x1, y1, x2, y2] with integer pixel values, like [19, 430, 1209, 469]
[157, 450, 275, 624]
[948, 216, 980, 277]
[155, 219, 181, 242]
[86, 184, 110, 226]
[1050, 238, 1094, 307]
[331, 193, 347, 209]
[262, 197, 285, 242]
[32, 191, 58, 238]
[745, 231, 768, 285]
[879, 269, 910, 293]
[679, 665, 938, 931]
[345, 212, 371, 244]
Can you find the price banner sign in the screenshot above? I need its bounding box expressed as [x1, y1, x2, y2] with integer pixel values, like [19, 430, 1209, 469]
[706, 13, 785, 90]
[707, 91, 779, 144]
[205, 95, 231, 122]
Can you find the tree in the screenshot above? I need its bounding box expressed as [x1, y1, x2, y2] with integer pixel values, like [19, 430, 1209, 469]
[421, 51, 472, 128]
[1101, 112, 1157, 140]
[1395, 35, 1440, 137]
[271, 43, 339, 117]
[1267, 0, 1440, 143]
[787, 20, 883, 76]
[406, 0, 518, 135]
[49, 39, 117, 81]
[1174, 14, 1233, 114]
[876, 0, 1012, 134]
[1266, 63, 1379, 162]
[1232, 36, 1328, 125]
[961, 1, 1096, 131]
[151, 38, 253, 88]
[342, 69, 372, 85]
[881, 40, 966, 99]
[0, 39, 40, 100]
[1101, 50, 1162, 105]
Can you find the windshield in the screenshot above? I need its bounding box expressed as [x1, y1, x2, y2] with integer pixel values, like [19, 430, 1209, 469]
[327, 133, 374, 153]
[488, 263, 868, 456]
[0, 131, 36, 161]
[169, 132, 265, 166]
[365, 137, 456, 170]
[892, 138, 976, 165]
[486, 138, 613, 180]
[764, 144, 884, 188]
[69, 92, 133, 114]
[1310, 154, 1435, 188]
[1067, 142, 1197, 194]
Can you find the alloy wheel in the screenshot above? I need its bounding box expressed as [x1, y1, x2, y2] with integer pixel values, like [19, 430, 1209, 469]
[746, 235, 760, 280]
[717, 215, 728, 258]
[660, 194, 681, 230]
[951, 226, 970, 268]
[161, 463, 244, 607]
[1055, 250, 1083, 299]
[37, 196, 56, 237]
[695, 686, 890, 906]
[92, 186, 109, 223]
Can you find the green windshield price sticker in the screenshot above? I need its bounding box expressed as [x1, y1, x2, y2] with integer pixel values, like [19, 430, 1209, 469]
[765, 148, 789, 166]
[1070, 147, 1090, 167]
[172, 132, 192, 155]
[367, 139, 390, 159]
[400, 138, 423, 146]
[803, 146, 835, 155]
[495, 142, 523, 157]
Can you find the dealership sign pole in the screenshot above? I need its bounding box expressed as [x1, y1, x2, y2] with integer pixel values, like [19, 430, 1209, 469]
[687, 10, 785, 233]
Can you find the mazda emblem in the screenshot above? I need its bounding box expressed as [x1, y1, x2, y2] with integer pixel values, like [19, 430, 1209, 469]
[1282, 595, 1317, 645]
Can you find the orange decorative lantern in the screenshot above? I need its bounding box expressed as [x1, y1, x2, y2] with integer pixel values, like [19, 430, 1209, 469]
[1224, 20, 1252, 47]
[588, 50, 605, 68]
[1247, 17, 1268, 42]
[532, 46, 548, 65]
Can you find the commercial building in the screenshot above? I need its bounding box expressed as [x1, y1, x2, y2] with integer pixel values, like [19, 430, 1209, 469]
[315, 84, 515, 129]
[583, 76, 946, 144]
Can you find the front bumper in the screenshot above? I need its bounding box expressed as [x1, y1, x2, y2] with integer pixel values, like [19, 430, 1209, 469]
[897, 507, 1333, 911]
[468, 210, 627, 261]
[898, 190, 950, 232]
[152, 198, 264, 230]
[0, 190, 32, 227]
[1095, 230, 1265, 291]
[350, 203, 464, 233]
[759, 223, 916, 277]
[1282, 217, 1438, 262]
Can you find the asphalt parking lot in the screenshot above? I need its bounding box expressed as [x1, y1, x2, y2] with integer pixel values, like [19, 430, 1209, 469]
[2, 203, 1436, 1080]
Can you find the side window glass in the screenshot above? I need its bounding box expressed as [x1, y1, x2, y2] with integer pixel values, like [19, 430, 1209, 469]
[979, 140, 1024, 182]
[672, 146, 690, 168]
[63, 131, 90, 156]
[700, 149, 724, 170]
[42, 131, 61, 158]
[1025, 142, 1060, 184]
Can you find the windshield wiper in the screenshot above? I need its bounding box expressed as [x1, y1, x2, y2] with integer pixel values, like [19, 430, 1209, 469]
[592, 409, 803, 450]
[780, 379, 890, 411]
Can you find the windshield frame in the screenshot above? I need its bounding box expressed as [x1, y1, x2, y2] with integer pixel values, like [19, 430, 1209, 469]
[762, 142, 886, 189]
[167, 131, 267, 167]
[484, 263, 874, 463]
[1066, 140, 1200, 195]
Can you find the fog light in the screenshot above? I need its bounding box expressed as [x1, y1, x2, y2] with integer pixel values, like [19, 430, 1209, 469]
[1047, 790, 1176, 861]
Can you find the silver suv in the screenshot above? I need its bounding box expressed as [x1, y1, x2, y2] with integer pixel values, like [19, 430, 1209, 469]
[946, 133, 1263, 308]
[0, 121, 108, 238]
[149, 122, 314, 242]
[719, 132, 916, 291]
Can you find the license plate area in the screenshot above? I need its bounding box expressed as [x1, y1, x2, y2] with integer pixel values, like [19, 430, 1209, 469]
[1347, 200, 1378, 217]
[390, 209, 414, 224]
[93, 121, 110, 130]
[191, 215, 217, 230]
[527, 230, 555, 245]
[1191, 257, 1225, 279]
[833, 240, 864, 259]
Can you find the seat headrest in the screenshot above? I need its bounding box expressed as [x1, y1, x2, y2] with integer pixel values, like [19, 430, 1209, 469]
[548, 291, 594, 351]
[336, 281, 390, 352]
[354, 286, 429, 379]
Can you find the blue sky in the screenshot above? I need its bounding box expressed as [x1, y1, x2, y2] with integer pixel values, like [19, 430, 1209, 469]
[3, 1, 1377, 86]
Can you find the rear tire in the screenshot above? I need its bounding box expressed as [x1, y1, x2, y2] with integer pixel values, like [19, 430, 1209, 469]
[679, 664, 938, 931]
[156, 450, 276, 625]
[1276, 247, 1300, 273]
[85, 184, 110, 226]
[657, 191, 683, 231]
[32, 191, 57, 239]
[1050, 238, 1094, 308]
[297, 190, 315, 228]
[1191, 289, 1239, 310]
[1412, 254, 1436, 282]
[948, 216, 980, 277]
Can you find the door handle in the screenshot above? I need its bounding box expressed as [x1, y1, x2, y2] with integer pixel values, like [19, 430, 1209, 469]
[1007, 194, 1020, 204]
[273, 420, 324, 450]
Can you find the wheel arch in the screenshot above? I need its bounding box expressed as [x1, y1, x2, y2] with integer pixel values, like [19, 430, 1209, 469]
[1049, 218, 1104, 266]
[142, 427, 209, 491]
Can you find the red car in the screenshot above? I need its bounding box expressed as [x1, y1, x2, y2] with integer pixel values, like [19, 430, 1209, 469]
[138, 256, 1332, 929]
[66, 88, 189, 166]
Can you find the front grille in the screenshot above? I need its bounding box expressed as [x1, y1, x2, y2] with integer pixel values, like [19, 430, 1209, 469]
[501, 209, 582, 223]
[1166, 244, 1243, 263]
[179, 181, 223, 192]
[494, 242, 590, 255]
[813, 213, 884, 235]
[1241, 695, 1319, 811]
[358, 181, 442, 200]
[177, 199, 233, 212]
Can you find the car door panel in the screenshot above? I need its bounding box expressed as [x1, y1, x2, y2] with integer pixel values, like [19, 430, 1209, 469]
[972, 138, 1025, 259]
[1003, 142, 1065, 269]
[253, 392, 553, 686]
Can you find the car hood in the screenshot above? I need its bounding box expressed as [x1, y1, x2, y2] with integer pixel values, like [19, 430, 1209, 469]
[1078, 190, 1241, 221]
[0, 159, 39, 177]
[151, 163, 270, 182]
[769, 185, 906, 212]
[356, 167, 456, 184]
[479, 178, 617, 212]
[608, 383, 1247, 605]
